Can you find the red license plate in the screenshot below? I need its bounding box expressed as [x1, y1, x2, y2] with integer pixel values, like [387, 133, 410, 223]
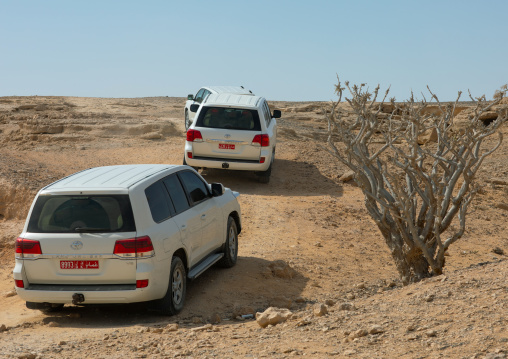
[219, 143, 235, 150]
[60, 260, 99, 269]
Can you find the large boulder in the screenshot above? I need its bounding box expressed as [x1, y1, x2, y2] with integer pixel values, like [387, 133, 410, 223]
[256, 307, 293, 328]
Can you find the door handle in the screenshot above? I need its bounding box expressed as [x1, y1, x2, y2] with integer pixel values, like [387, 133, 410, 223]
[201, 214, 206, 220]
[181, 224, 187, 231]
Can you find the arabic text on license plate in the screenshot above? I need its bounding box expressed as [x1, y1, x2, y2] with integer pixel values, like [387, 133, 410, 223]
[219, 144, 235, 150]
[60, 260, 99, 269]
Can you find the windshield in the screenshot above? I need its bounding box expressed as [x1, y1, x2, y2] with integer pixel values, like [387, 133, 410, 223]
[27, 195, 136, 233]
[196, 106, 261, 131]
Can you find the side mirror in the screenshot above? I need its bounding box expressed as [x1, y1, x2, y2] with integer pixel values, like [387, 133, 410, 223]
[190, 104, 200, 113]
[211, 183, 225, 197]
[187, 94, 194, 100]
[273, 110, 281, 118]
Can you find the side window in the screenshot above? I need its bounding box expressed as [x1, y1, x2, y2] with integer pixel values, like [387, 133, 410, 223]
[203, 90, 211, 101]
[145, 181, 174, 223]
[178, 171, 210, 205]
[263, 102, 271, 127]
[195, 89, 205, 103]
[163, 174, 190, 214]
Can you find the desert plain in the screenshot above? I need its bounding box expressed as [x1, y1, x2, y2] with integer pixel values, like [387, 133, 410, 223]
[0, 95, 506, 358]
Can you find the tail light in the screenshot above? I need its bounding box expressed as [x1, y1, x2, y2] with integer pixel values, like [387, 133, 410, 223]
[113, 236, 155, 258]
[252, 134, 270, 147]
[15, 238, 42, 259]
[260, 157, 266, 164]
[187, 151, 193, 159]
[136, 279, 149, 288]
[186, 129, 203, 142]
[15, 279, 25, 288]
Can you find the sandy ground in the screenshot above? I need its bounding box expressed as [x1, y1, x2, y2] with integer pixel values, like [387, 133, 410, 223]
[0, 96, 506, 358]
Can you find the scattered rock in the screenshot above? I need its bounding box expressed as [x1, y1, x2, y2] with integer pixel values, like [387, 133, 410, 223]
[492, 247, 505, 255]
[256, 307, 293, 328]
[325, 299, 335, 307]
[191, 324, 213, 332]
[339, 171, 355, 182]
[58, 341, 67, 345]
[17, 354, 37, 359]
[4, 290, 16, 298]
[369, 325, 384, 334]
[47, 322, 60, 327]
[165, 324, 179, 332]
[425, 294, 435, 302]
[495, 203, 508, 211]
[267, 260, 296, 279]
[152, 328, 163, 334]
[346, 293, 356, 300]
[0, 324, 7, 332]
[350, 329, 368, 339]
[339, 302, 355, 311]
[425, 330, 437, 337]
[313, 303, 328, 317]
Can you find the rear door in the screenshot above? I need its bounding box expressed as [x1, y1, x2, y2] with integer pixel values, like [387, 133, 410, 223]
[192, 107, 262, 161]
[22, 194, 137, 285]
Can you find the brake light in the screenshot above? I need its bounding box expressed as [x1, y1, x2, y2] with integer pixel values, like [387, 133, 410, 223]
[15, 238, 42, 259]
[260, 157, 266, 164]
[187, 151, 193, 159]
[136, 279, 149, 288]
[113, 236, 155, 258]
[187, 129, 203, 142]
[252, 134, 270, 147]
[15, 279, 24, 288]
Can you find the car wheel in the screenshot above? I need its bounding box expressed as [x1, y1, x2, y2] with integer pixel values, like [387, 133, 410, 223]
[219, 216, 238, 268]
[159, 256, 186, 315]
[185, 109, 191, 130]
[257, 158, 273, 184]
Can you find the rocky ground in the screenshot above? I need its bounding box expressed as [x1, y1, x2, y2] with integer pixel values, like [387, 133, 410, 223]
[0, 95, 506, 358]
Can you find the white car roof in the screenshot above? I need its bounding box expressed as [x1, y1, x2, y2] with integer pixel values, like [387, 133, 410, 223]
[41, 164, 180, 193]
[205, 86, 253, 95]
[203, 93, 264, 109]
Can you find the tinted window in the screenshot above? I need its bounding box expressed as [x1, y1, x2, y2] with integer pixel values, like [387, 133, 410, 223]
[163, 174, 190, 214]
[145, 181, 173, 223]
[178, 171, 210, 205]
[27, 195, 136, 233]
[196, 106, 261, 131]
[195, 89, 205, 103]
[263, 102, 272, 127]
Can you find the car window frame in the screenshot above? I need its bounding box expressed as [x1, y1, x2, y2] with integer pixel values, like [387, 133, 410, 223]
[176, 170, 212, 207]
[145, 180, 175, 224]
[162, 173, 191, 216]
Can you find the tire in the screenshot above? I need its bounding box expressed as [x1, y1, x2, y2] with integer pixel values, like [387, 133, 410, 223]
[185, 109, 191, 130]
[219, 216, 238, 268]
[159, 256, 186, 316]
[257, 149, 274, 183]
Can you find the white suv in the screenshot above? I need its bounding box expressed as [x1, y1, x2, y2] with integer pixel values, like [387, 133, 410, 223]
[185, 86, 254, 130]
[184, 94, 281, 183]
[13, 164, 241, 315]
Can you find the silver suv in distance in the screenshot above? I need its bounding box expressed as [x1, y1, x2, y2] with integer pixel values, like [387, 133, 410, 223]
[184, 94, 281, 183]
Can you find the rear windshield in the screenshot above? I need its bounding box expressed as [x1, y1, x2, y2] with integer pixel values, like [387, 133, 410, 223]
[196, 106, 261, 131]
[27, 195, 136, 233]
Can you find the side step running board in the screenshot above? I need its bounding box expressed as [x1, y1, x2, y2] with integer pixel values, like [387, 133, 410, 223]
[187, 253, 224, 280]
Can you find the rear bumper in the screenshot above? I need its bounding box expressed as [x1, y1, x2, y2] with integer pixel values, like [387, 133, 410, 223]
[185, 147, 273, 171]
[14, 286, 154, 304]
[13, 259, 166, 304]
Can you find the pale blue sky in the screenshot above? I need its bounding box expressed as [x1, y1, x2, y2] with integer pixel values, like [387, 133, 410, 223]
[1, 0, 507, 101]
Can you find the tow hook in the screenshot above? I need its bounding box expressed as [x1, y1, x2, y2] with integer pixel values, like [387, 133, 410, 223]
[222, 162, 229, 169]
[72, 293, 85, 305]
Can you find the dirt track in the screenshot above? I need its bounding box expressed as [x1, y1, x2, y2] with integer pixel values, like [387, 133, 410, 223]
[0, 96, 506, 358]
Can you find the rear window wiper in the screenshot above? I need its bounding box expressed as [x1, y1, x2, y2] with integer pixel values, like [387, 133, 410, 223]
[74, 227, 111, 233]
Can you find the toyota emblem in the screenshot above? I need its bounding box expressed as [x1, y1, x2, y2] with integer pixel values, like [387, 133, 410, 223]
[71, 240, 83, 250]
[224, 134, 231, 139]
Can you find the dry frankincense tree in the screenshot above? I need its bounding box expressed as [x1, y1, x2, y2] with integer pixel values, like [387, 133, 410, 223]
[325, 79, 507, 284]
